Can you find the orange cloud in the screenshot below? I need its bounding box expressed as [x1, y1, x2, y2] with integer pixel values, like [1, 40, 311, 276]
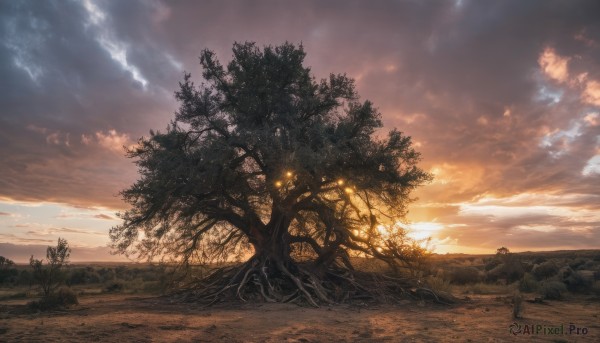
[95, 129, 133, 153]
[538, 47, 569, 83]
[582, 80, 600, 106]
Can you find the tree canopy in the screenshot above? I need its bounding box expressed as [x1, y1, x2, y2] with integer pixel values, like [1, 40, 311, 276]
[111, 42, 432, 305]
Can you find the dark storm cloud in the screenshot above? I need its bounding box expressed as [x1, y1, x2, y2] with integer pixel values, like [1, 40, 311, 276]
[0, 0, 180, 208]
[0, 0, 599, 252]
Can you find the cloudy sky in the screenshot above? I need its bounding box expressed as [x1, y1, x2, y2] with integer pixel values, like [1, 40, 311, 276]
[1, 0, 599, 261]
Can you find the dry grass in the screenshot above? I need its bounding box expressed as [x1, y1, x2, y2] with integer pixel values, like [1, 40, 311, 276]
[457, 282, 517, 295]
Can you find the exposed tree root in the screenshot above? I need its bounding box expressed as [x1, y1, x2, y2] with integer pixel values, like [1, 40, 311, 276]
[172, 258, 457, 307]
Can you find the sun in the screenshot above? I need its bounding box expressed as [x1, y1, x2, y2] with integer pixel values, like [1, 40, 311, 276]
[402, 221, 444, 241]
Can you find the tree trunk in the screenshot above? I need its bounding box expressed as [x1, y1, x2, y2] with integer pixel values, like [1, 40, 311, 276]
[251, 214, 293, 273]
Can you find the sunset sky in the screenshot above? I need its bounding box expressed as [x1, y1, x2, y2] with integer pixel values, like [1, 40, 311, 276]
[1, 0, 600, 262]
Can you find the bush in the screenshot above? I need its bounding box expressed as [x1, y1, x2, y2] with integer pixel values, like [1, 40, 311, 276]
[486, 261, 524, 283]
[484, 259, 501, 271]
[593, 281, 600, 295]
[541, 281, 567, 300]
[28, 287, 78, 311]
[68, 268, 102, 285]
[519, 273, 539, 293]
[569, 258, 587, 270]
[532, 261, 558, 280]
[30, 238, 71, 296]
[450, 267, 480, 284]
[104, 281, 125, 293]
[424, 276, 452, 293]
[581, 260, 597, 270]
[0, 268, 18, 285]
[521, 262, 534, 273]
[558, 266, 573, 279]
[462, 282, 514, 295]
[563, 271, 593, 293]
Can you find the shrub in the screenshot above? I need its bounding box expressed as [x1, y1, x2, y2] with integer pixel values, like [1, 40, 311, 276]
[563, 271, 593, 293]
[142, 281, 163, 293]
[0, 268, 18, 285]
[558, 266, 573, 279]
[486, 260, 524, 283]
[30, 238, 71, 296]
[519, 273, 539, 293]
[541, 281, 567, 300]
[0, 256, 18, 285]
[484, 259, 501, 272]
[593, 281, 600, 295]
[581, 260, 597, 270]
[532, 261, 558, 280]
[28, 287, 78, 311]
[424, 276, 452, 293]
[521, 262, 534, 273]
[68, 268, 102, 285]
[450, 267, 480, 284]
[104, 281, 125, 293]
[569, 258, 586, 270]
[463, 282, 513, 295]
[505, 262, 525, 283]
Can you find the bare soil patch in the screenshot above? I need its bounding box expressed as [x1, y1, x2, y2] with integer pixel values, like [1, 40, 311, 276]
[1, 294, 598, 342]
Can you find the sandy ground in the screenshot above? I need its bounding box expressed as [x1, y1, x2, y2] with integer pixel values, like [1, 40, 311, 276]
[1, 294, 599, 342]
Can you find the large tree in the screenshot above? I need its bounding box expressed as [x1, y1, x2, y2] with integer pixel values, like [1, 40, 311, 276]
[111, 42, 432, 306]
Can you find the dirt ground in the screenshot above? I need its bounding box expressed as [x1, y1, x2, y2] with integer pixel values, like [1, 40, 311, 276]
[1, 294, 598, 342]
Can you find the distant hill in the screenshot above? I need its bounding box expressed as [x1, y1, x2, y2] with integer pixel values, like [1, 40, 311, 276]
[0, 242, 129, 264]
[430, 249, 600, 260]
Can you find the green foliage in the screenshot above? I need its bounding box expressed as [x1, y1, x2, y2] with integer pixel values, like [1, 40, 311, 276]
[110, 42, 431, 272]
[30, 238, 71, 296]
[28, 287, 78, 311]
